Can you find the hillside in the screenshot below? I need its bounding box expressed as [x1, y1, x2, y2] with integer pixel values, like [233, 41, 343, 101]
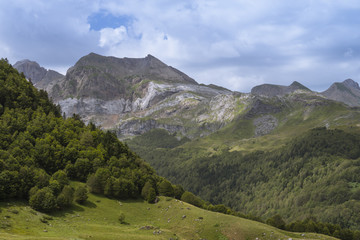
[322, 79, 360, 107]
[0, 190, 336, 240]
[0, 57, 339, 240]
[12, 53, 360, 235]
[127, 95, 360, 230]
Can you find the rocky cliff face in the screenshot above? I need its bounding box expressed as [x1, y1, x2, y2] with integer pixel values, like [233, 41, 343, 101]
[14, 53, 360, 139]
[16, 53, 238, 139]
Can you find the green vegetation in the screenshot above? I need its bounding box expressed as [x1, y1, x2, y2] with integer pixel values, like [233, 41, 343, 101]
[2, 57, 326, 239]
[0, 192, 336, 240]
[128, 121, 360, 232]
[3, 57, 360, 239]
[0, 58, 161, 212]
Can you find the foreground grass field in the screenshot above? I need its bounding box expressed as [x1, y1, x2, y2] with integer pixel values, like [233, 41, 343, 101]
[0, 185, 335, 240]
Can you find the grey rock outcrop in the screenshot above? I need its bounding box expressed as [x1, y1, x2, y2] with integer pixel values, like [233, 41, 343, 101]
[321, 79, 360, 107]
[253, 115, 278, 137]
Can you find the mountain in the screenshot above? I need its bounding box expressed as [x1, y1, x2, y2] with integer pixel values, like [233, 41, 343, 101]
[12, 54, 360, 225]
[13, 59, 64, 92]
[251, 81, 311, 97]
[2, 57, 340, 240]
[128, 102, 360, 230]
[28, 53, 235, 139]
[321, 79, 360, 107]
[14, 54, 360, 141]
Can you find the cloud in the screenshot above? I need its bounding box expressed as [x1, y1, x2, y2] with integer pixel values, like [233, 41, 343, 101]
[1, 0, 360, 91]
[0, 0, 100, 71]
[99, 26, 127, 47]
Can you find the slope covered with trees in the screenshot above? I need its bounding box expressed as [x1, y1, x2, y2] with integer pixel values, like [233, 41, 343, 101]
[0, 59, 163, 212]
[128, 126, 360, 231]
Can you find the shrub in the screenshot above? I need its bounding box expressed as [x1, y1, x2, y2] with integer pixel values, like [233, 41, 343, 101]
[29, 187, 56, 212]
[118, 212, 126, 224]
[74, 186, 88, 204]
[147, 187, 157, 203]
[158, 180, 174, 197]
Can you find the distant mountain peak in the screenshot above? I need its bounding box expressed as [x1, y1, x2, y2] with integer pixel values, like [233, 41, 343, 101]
[14, 59, 63, 90]
[72, 53, 197, 85]
[343, 79, 360, 90]
[251, 81, 311, 97]
[321, 79, 360, 107]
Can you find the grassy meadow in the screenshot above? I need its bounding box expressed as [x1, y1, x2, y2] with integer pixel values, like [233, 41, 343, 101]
[0, 184, 335, 240]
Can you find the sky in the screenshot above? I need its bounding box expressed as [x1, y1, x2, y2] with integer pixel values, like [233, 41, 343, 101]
[1, 0, 360, 93]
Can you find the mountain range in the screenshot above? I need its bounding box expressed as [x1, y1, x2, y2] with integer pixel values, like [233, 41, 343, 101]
[14, 53, 360, 140]
[13, 54, 360, 231]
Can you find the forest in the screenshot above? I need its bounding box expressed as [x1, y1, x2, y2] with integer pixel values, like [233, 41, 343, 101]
[0, 58, 165, 212]
[128, 126, 360, 235]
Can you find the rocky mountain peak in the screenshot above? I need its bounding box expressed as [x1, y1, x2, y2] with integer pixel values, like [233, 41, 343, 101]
[321, 79, 360, 107]
[14, 59, 64, 91]
[14, 59, 47, 83]
[343, 79, 360, 90]
[251, 81, 310, 97]
[72, 53, 197, 85]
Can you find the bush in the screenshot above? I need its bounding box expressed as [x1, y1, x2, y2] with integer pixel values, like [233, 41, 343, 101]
[158, 180, 174, 197]
[147, 187, 157, 203]
[266, 214, 286, 229]
[141, 181, 153, 199]
[118, 212, 126, 224]
[74, 186, 88, 204]
[173, 185, 184, 200]
[29, 187, 56, 212]
[181, 191, 203, 208]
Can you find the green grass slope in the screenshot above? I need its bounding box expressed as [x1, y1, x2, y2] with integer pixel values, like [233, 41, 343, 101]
[0, 184, 334, 240]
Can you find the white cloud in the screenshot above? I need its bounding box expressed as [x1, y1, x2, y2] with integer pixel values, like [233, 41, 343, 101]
[99, 26, 127, 47]
[1, 0, 360, 92]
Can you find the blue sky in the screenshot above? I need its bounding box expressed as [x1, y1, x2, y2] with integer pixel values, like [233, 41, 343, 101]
[1, 0, 360, 92]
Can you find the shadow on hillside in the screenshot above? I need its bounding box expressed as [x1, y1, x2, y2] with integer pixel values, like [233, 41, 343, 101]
[50, 204, 85, 217]
[82, 200, 97, 208]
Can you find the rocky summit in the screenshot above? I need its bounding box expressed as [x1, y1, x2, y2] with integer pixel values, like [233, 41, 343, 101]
[250, 81, 311, 97]
[13, 59, 64, 92]
[321, 79, 360, 107]
[14, 53, 360, 139]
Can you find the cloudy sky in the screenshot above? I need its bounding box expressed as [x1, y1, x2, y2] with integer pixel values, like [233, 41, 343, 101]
[1, 0, 360, 92]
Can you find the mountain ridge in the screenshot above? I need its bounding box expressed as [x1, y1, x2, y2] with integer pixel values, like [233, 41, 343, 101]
[322, 79, 360, 107]
[13, 53, 360, 140]
[10, 54, 360, 235]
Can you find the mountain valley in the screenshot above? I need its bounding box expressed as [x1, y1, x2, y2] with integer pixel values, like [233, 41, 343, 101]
[12, 53, 360, 236]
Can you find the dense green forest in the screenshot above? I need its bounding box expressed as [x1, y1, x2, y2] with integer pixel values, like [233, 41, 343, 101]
[0, 59, 166, 212]
[128, 127, 360, 231]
